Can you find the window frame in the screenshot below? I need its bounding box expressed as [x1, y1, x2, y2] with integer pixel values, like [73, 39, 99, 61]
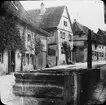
[0, 53, 2, 63]
[0, 51, 3, 63]
[69, 34, 72, 41]
[60, 31, 65, 39]
[61, 47, 65, 54]
[27, 34, 31, 42]
[64, 21, 67, 26]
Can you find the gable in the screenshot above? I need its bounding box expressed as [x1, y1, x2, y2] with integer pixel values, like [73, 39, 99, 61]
[57, 7, 73, 33]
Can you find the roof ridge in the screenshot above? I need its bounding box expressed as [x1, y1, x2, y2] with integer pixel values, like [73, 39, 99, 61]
[27, 5, 65, 12]
[99, 29, 106, 36]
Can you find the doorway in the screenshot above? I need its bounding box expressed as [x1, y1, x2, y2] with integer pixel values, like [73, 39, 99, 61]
[11, 51, 15, 72]
[8, 50, 15, 73]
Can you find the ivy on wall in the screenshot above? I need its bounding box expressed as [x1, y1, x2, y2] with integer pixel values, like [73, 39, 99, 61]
[34, 37, 44, 55]
[0, 15, 25, 52]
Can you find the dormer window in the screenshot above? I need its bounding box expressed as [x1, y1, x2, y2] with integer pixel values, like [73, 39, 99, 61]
[64, 21, 67, 26]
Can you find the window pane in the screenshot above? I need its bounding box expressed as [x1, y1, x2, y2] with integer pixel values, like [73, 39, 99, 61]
[61, 47, 65, 54]
[28, 34, 31, 41]
[64, 21, 67, 26]
[26, 54, 29, 64]
[69, 34, 72, 41]
[63, 32, 65, 39]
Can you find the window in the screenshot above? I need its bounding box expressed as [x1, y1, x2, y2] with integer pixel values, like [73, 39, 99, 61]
[26, 54, 29, 64]
[30, 54, 33, 65]
[61, 47, 65, 54]
[0, 51, 3, 63]
[94, 51, 97, 56]
[69, 34, 72, 41]
[23, 53, 26, 66]
[27, 34, 31, 42]
[92, 51, 95, 55]
[64, 21, 67, 26]
[102, 52, 104, 57]
[0, 53, 2, 63]
[63, 32, 65, 39]
[48, 46, 56, 56]
[99, 52, 101, 57]
[60, 31, 65, 39]
[105, 53, 106, 57]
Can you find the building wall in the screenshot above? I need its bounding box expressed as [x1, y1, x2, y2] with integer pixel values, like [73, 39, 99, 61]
[73, 31, 106, 62]
[17, 23, 35, 71]
[36, 33, 47, 69]
[47, 30, 57, 44]
[0, 49, 8, 74]
[92, 44, 106, 61]
[0, 49, 22, 73]
[47, 30, 58, 67]
[57, 7, 73, 64]
[16, 23, 48, 70]
[73, 34, 87, 46]
[74, 44, 106, 63]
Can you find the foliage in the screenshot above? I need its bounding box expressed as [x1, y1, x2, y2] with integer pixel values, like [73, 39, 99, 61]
[0, 16, 25, 51]
[34, 37, 44, 55]
[62, 41, 71, 64]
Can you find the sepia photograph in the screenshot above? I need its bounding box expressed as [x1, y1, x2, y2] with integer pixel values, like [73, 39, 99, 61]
[0, 0, 106, 105]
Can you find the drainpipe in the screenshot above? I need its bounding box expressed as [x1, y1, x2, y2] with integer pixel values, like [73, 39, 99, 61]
[20, 51, 23, 72]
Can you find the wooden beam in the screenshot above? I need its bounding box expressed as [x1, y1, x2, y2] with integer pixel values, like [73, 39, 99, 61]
[87, 29, 92, 69]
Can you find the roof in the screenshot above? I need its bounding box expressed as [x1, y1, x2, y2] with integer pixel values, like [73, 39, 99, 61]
[72, 20, 89, 35]
[27, 6, 65, 28]
[97, 28, 106, 36]
[1, 1, 50, 36]
[96, 29, 106, 45]
[73, 20, 106, 46]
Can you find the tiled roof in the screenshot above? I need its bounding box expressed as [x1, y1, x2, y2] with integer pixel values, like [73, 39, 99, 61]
[97, 28, 106, 37]
[27, 6, 65, 28]
[97, 29, 106, 45]
[73, 20, 106, 45]
[72, 20, 89, 35]
[1, 1, 50, 36]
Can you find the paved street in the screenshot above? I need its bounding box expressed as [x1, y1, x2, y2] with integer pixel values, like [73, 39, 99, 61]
[50, 61, 106, 70]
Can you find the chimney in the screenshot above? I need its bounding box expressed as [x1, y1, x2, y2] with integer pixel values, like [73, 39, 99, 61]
[74, 19, 76, 22]
[40, 3, 46, 15]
